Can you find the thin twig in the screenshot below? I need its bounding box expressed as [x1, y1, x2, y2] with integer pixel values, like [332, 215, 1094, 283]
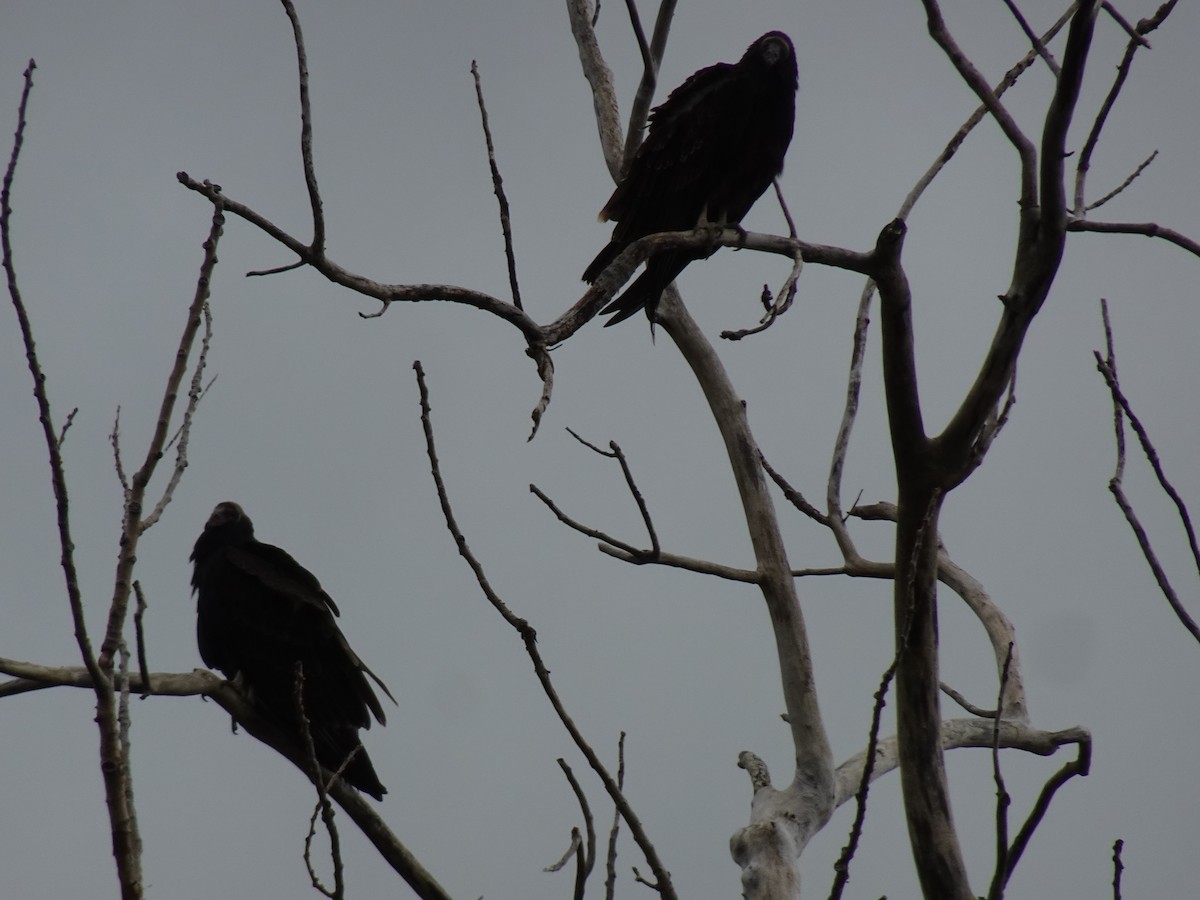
[471, 61, 523, 310]
[554, 759, 595, 900]
[142, 302, 214, 532]
[413, 360, 677, 900]
[622, 0, 653, 78]
[115, 639, 142, 874]
[1001, 735, 1091, 884]
[940, 682, 997, 718]
[827, 665, 892, 899]
[545, 826, 585, 899]
[132, 582, 151, 698]
[720, 247, 803, 339]
[2, 58, 101, 688]
[901, 4, 1076, 228]
[1094, 300, 1200, 644]
[295, 664, 345, 900]
[279, 0, 325, 254]
[825, 281, 876, 559]
[986, 643, 1015, 900]
[3, 60, 147, 898]
[1112, 838, 1125, 900]
[1102, 1, 1153, 46]
[1001, 0, 1061, 75]
[562, 429, 660, 555]
[1067, 218, 1200, 257]
[531, 483, 645, 557]
[608, 441, 659, 556]
[759, 450, 829, 525]
[55, 407, 78, 448]
[1073, 0, 1175, 212]
[829, 488, 939, 900]
[0, 660, 451, 898]
[605, 732, 626, 900]
[919, 0, 1037, 206]
[619, 0, 678, 173]
[111, 407, 131, 493]
[1086, 150, 1157, 212]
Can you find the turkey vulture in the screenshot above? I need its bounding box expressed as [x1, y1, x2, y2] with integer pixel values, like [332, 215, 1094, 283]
[190, 501, 395, 800]
[583, 31, 797, 326]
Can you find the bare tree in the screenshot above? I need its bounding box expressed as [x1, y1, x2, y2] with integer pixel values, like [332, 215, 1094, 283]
[2, 1, 1196, 898]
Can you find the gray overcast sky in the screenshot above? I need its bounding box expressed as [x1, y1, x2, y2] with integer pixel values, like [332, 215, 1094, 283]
[3, 1, 1199, 897]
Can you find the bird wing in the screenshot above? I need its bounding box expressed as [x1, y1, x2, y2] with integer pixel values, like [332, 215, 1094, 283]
[599, 61, 736, 236]
[225, 542, 342, 617]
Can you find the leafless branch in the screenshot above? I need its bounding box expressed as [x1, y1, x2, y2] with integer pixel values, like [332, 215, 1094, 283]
[471, 60, 523, 310]
[565, 0, 623, 180]
[531, 483, 645, 557]
[545, 825, 586, 900]
[566, 429, 661, 556]
[99, 200, 227, 679]
[919, 0, 1037, 206]
[0, 659, 454, 900]
[937, 0, 1100, 481]
[1094, 300, 1200, 644]
[294, 665, 345, 900]
[900, 5, 1076, 221]
[853, 501, 1029, 720]
[55, 406, 77, 448]
[413, 360, 678, 900]
[142, 301, 214, 532]
[825, 280, 876, 561]
[605, 732, 626, 900]
[621, 0, 652, 79]
[115, 640, 142, 878]
[1086, 150, 1158, 212]
[132, 582, 151, 698]
[1102, 1, 1155, 46]
[600, 544, 760, 581]
[1073, 0, 1175, 213]
[720, 246, 803, 340]
[1000, 733, 1091, 885]
[986, 643, 1015, 900]
[3, 60, 148, 899]
[828, 651, 898, 900]
[1112, 838, 1125, 900]
[655, 294, 833, 897]
[3, 57, 102, 693]
[279, 0, 325, 253]
[772, 178, 798, 239]
[1001, 0, 1061, 76]
[618, 0, 678, 173]
[940, 682, 997, 718]
[112, 407, 131, 492]
[759, 450, 828, 526]
[833, 719, 1090, 809]
[1067, 217, 1200, 257]
[552, 759, 595, 900]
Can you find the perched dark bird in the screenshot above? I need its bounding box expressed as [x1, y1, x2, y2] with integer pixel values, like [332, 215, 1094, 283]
[583, 31, 798, 327]
[190, 501, 395, 800]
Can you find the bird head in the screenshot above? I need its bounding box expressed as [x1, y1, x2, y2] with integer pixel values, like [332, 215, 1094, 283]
[746, 31, 796, 84]
[205, 500, 252, 533]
